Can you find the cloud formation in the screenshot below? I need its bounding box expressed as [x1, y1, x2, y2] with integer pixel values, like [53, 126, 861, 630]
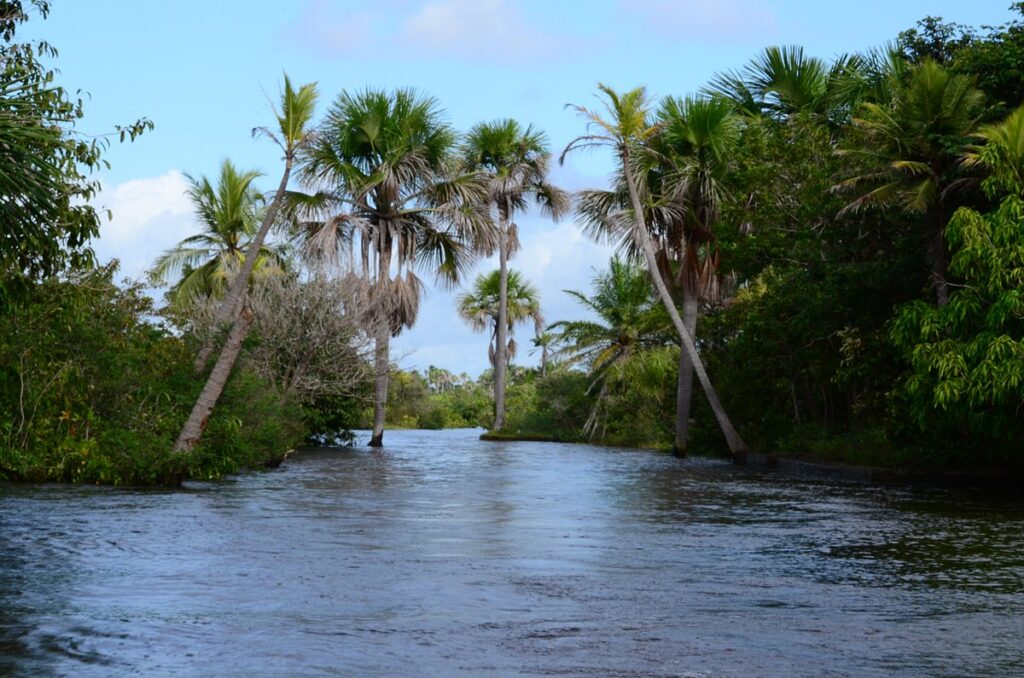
[92, 171, 196, 281]
[283, 0, 583, 64]
[625, 0, 778, 42]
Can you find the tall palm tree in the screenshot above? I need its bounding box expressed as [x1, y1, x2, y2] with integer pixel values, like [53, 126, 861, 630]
[573, 95, 742, 454]
[461, 120, 568, 429]
[835, 59, 985, 306]
[562, 84, 750, 460]
[149, 160, 287, 307]
[297, 88, 491, 447]
[457, 268, 543, 377]
[172, 76, 317, 454]
[657, 95, 742, 453]
[549, 257, 665, 438]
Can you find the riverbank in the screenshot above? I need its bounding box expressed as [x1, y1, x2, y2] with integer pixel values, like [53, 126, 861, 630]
[482, 429, 1024, 491]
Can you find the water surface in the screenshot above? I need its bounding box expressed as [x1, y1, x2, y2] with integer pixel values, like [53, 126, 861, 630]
[2, 429, 1023, 676]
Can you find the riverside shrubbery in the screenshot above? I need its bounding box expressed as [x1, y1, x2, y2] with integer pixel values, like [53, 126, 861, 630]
[0, 266, 308, 485]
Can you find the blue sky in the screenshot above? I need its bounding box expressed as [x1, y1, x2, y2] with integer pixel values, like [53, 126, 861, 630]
[24, 0, 1017, 376]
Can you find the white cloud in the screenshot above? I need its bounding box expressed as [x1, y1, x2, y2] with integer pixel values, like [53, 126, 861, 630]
[625, 0, 778, 41]
[280, 0, 376, 57]
[91, 171, 197, 281]
[399, 0, 565, 62]
[282, 0, 586, 64]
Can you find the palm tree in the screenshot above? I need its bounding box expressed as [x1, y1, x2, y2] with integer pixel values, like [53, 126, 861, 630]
[457, 269, 543, 380]
[572, 95, 742, 454]
[149, 160, 288, 307]
[705, 45, 859, 123]
[657, 95, 742, 453]
[192, 75, 318, 372]
[835, 59, 985, 306]
[461, 119, 568, 429]
[530, 331, 556, 377]
[963, 102, 1024, 198]
[549, 257, 665, 438]
[562, 84, 751, 460]
[172, 76, 317, 454]
[297, 88, 491, 447]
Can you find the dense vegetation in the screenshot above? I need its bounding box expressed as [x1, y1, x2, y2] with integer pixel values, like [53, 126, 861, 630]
[2, 4, 1023, 485]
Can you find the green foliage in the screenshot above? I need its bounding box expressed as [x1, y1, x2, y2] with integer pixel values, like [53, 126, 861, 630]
[0, 3, 151, 302]
[889, 197, 1024, 458]
[0, 267, 311, 485]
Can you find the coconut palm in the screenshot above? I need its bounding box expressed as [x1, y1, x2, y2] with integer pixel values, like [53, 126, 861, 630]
[149, 160, 288, 307]
[963, 102, 1024, 197]
[461, 119, 568, 429]
[191, 75, 318, 373]
[549, 257, 666, 438]
[172, 76, 317, 454]
[562, 84, 750, 460]
[457, 269, 543, 379]
[835, 59, 985, 306]
[296, 88, 491, 447]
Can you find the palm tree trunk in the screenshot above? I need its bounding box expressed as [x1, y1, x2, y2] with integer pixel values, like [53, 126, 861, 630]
[493, 209, 510, 430]
[540, 345, 548, 377]
[369, 325, 389, 447]
[172, 305, 256, 453]
[193, 157, 293, 373]
[621, 148, 750, 461]
[673, 286, 699, 456]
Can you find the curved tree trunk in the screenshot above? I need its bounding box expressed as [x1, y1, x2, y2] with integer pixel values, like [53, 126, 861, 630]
[672, 286, 699, 456]
[369, 325, 389, 447]
[194, 158, 293, 373]
[493, 209, 510, 431]
[621, 148, 750, 462]
[173, 305, 255, 453]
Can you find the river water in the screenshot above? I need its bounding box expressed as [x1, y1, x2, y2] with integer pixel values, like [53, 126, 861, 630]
[1, 429, 1022, 677]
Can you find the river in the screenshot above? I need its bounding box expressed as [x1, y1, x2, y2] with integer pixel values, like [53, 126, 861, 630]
[1, 429, 1022, 676]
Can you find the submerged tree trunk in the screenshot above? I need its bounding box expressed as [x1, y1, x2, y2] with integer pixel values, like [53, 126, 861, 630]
[194, 158, 293, 373]
[673, 286, 699, 456]
[173, 305, 256, 453]
[621, 148, 750, 462]
[493, 210, 510, 431]
[369, 323, 390, 448]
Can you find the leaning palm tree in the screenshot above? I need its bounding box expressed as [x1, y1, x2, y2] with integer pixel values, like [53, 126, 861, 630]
[573, 95, 743, 454]
[296, 88, 492, 447]
[834, 59, 985, 306]
[461, 120, 568, 429]
[562, 84, 750, 460]
[191, 75, 318, 373]
[171, 76, 317, 454]
[149, 160, 288, 308]
[457, 269, 543, 379]
[549, 257, 665, 438]
[657, 96, 742, 453]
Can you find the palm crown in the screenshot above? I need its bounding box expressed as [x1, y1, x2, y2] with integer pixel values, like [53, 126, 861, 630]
[150, 160, 287, 305]
[457, 268, 543, 368]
